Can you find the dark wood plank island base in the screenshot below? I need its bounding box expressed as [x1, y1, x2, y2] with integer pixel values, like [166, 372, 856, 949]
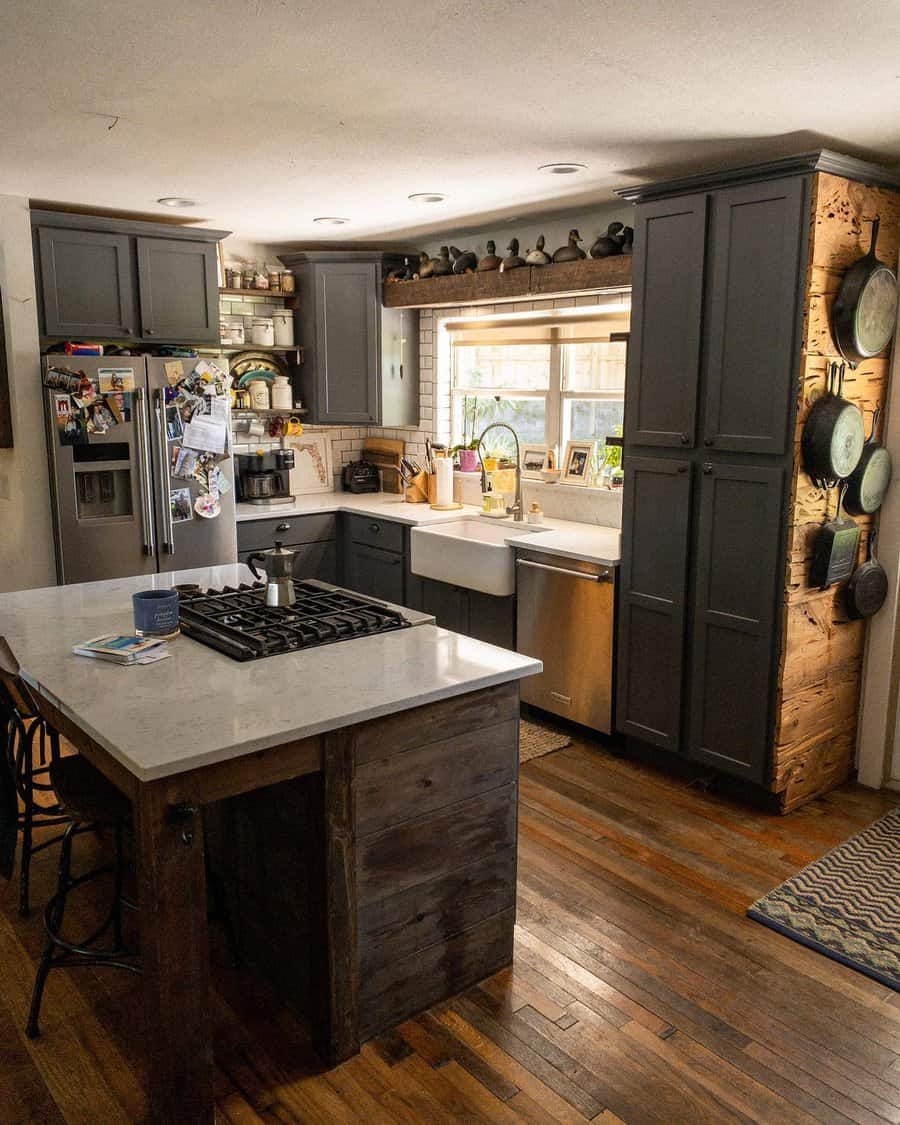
[38, 679, 521, 1123]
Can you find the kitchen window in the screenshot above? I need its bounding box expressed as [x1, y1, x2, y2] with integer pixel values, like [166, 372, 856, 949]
[448, 309, 628, 459]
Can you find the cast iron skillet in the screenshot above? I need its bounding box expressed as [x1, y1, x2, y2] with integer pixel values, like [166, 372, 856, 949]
[801, 361, 865, 488]
[832, 217, 898, 367]
[846, 530, 888, 619]
[844, 407, 892, 516]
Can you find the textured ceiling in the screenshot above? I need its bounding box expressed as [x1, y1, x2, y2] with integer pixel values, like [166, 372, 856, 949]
[2, 0, 900, 243]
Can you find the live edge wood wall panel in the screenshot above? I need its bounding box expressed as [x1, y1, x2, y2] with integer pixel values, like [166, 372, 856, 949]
[774, 173, 900, 811]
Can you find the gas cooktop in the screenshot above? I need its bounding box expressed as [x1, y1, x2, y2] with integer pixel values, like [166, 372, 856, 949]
[176, 580, 411, 661]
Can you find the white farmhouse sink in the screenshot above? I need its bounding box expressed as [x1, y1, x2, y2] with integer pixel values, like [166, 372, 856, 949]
[411, 518, 546, 597]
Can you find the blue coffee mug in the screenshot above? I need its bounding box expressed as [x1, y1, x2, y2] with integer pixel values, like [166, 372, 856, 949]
[133, 589, 179, 637]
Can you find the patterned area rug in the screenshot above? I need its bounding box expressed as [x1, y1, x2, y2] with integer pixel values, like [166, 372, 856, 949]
[519, 719, 571, 764]
[748, 807, 900, 990]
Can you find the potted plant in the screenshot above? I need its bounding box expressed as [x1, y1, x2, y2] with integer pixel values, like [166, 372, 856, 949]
[452, 395, 482, 472]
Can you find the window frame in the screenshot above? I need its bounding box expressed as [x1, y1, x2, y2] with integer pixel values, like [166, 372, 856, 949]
[450, 338, 625, 452]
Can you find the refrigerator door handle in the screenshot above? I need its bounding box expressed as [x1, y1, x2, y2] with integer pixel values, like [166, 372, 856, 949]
[154, 388, 176, 554]
[133, 387, 155, 557]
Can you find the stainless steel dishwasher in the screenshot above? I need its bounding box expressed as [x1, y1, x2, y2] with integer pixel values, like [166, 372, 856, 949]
[515, 549, 615, 733]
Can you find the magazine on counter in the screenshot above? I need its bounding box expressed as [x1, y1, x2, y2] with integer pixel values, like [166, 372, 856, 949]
[72, 635, 171, 665]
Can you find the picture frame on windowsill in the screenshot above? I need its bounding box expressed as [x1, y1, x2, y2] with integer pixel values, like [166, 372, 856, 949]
[520, 443, 549, 479]
[562, 440, 594, 485]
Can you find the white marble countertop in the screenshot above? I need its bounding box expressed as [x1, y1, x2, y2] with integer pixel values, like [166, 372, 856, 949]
[236, 492, 621, 565]
[0, 565, 541, 783]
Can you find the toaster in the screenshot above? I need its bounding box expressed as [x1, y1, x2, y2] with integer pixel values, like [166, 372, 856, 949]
[342, 460, 380, 493]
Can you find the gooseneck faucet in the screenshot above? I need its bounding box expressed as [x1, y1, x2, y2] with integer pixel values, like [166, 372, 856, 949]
[476, 423, 523, 521]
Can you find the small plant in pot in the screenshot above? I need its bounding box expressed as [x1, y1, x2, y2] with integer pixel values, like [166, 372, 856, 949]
[452, 394, 483, 471]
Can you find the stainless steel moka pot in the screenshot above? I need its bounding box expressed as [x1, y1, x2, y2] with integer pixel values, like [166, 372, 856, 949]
[246, 541, 297, 606]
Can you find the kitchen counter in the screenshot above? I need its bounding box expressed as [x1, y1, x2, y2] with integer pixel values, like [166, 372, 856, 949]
[0, 563, 540, 781]
[237, 491, 621, 565]
[2, 566, 537, 1117]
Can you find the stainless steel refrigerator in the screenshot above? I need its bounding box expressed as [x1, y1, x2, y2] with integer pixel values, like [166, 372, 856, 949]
[43, 355, 237, 584]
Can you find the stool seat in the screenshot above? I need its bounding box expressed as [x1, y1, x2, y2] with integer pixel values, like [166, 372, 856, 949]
[50, 756, 131, 824]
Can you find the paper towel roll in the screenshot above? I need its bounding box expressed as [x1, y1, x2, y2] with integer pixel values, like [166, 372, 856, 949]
[435, 456, 453, 507]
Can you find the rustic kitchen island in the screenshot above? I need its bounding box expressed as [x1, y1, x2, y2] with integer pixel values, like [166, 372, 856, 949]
[0, 564, 540, 1125]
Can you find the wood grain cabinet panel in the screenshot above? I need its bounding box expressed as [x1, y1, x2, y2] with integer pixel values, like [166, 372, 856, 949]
[701, 177, 806, 455]
[687, 463, 784, 781]
[624, 194, 708, 449]
[616, 456, 693, 752]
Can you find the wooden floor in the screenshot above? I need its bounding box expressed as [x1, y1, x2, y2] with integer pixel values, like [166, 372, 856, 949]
[1, 733, 899, 1124]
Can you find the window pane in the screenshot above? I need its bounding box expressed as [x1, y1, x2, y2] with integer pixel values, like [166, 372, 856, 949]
[452, 395, 546, 452]
[564, 398, 625, 445]
[453, 344, 551, 391]
[562, 341, 627, 392]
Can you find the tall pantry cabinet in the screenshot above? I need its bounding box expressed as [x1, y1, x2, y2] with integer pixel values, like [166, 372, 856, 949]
[615, 152, 900, 811]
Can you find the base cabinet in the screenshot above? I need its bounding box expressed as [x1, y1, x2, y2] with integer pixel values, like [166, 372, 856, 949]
[418, 576, 515, 650]
[236, 513, 337, 584]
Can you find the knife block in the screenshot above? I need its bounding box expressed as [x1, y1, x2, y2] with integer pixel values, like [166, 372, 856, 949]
[404, 471, 429, 503]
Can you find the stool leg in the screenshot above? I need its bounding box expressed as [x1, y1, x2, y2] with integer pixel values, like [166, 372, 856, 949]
[19, 721, 38, 917]
[26, 821, 76, 1039]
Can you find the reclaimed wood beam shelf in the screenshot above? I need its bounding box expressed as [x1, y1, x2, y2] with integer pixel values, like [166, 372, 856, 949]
[382, 255, 632, 309]
[200, 343, 304, 358]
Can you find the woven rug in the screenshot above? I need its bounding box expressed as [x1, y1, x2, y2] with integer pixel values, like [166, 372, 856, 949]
[748, 807, 900, 990]
[519, 719, 571, 764]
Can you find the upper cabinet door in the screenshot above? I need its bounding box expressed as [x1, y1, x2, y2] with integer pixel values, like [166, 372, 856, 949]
[624, 194, 708, 450]
[687, 463, 784, 782]
[701, 177, 806, 455]
[616, 455, 693, 753]
[38, 227, 137, 338]
[314, 262, 379, 424]
[137, 237, 219, 342]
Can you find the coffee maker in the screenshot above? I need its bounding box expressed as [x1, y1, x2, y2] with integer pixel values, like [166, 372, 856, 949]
[235, 450, 296, 506]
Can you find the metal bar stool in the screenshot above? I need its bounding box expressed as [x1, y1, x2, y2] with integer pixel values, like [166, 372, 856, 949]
[0, 640, 69, 915]
[26, 753, 138, 1038]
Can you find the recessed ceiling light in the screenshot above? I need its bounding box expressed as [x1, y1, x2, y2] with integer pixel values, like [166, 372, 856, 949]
[408, 193, 446, 204]
[313, 216, 351, 225]
[157, 196, 197, 207]
[537, 163, 587, 175]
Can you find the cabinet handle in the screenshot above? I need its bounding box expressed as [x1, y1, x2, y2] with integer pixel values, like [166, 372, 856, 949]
[704, 437, 714, 447]
[121, 326, 132, 334]
[680, 433, 690, 445]
[369, 522, 380, 534]
[677, 465, 688, 474]
[146, 329, 156, 336]
[276, 523, 291, 532]
[703, 463, 713, 474]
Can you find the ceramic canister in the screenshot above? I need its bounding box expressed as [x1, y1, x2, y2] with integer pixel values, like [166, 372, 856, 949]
[272, 308, 294, 347]
[270, 375, 292, 410]
[251, 317, 275, 346]
[248, 379, 270, 410]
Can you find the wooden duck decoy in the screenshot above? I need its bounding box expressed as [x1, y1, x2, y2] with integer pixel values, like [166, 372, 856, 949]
[500, 238, 526, 272]
[620, 225, 634, 255]
[416, 250, 434, 279]
[553, 228, 586, 263]
[525, 235, 552, 266]
[590, 222, 625, 258]
[477, 240, 502, 271]
[431, 245, 453, 277]
[451, 246, 478, 274]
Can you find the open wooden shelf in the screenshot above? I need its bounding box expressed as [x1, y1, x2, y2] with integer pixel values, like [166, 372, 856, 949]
[219, 287, 298, 305]
[382, 255, 632, 309]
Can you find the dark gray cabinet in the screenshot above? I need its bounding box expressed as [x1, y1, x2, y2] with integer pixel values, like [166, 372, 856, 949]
[236, 512, 337, 584]
[616, 457, 692, 752]
[37, 227, 138, 338]
[345, 542, 405, 604]
[137, 237, 219, 342]
[32, 211, 229, 343]
[687, 464, 784, 780]
[624, 194, 707, 450]
[281, 251, 418, 426]
[701, 178, 806, 455]
[616, 166, 808, 786]
[418, 577, 514, 650]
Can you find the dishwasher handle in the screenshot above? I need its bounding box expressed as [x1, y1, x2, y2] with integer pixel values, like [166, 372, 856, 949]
[516, 558, 609, 582]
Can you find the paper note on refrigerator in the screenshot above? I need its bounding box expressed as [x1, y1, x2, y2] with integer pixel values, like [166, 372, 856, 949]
[181, 415, 226, 454]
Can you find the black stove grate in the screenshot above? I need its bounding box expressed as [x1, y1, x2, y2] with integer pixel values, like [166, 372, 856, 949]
[176, 581, 410, 661]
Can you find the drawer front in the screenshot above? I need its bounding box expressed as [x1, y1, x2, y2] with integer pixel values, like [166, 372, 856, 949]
[356, 718, 518, 836]
[346, 513, 404, 553]
[236, 512, 337, 552]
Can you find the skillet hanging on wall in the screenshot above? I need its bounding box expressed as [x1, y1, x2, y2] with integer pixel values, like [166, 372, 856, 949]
[809, 484, 860, 589]
[843, 407, 892, 516]
[801, 361, 865, 487]
[845, 530, 888, 619]
[831, 217, 898, 367]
